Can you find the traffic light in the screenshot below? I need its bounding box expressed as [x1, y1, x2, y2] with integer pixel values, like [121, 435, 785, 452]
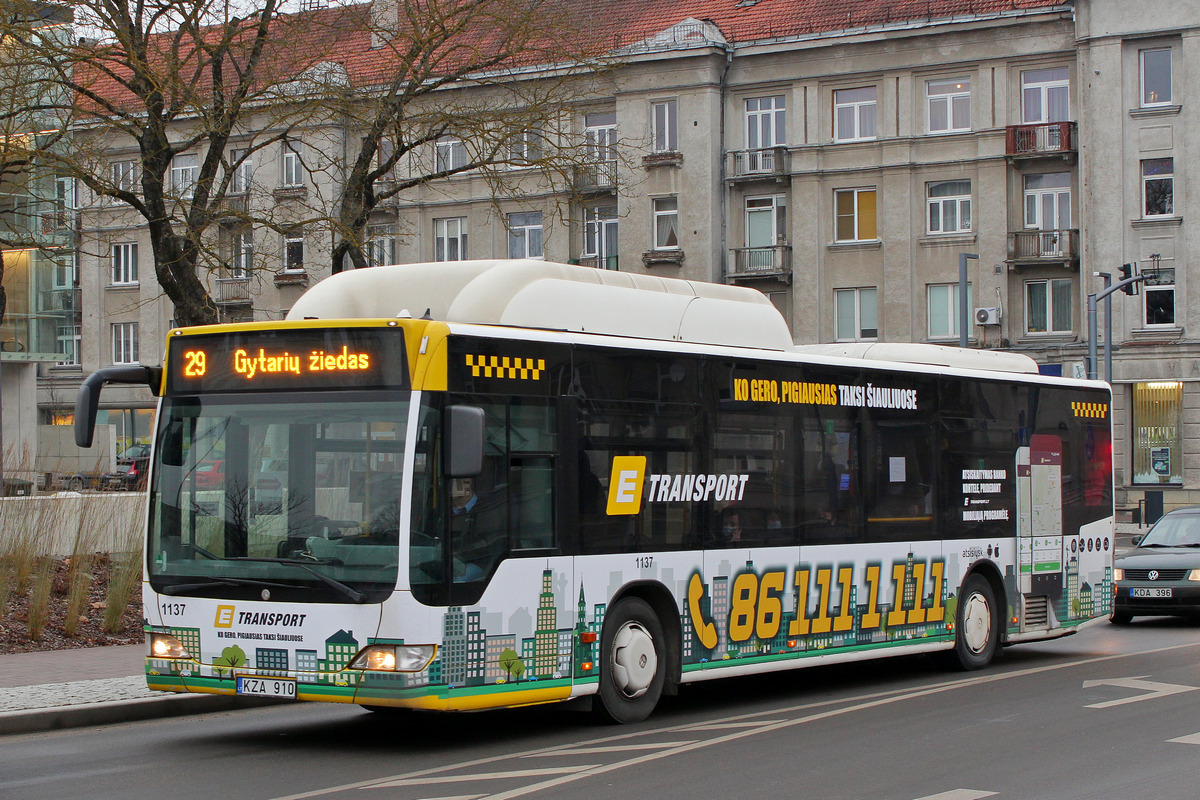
[1118, 263, 1137, 295]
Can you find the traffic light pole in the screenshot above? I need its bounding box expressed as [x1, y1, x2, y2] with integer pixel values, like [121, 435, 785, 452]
[1087, 271, 1144, 381]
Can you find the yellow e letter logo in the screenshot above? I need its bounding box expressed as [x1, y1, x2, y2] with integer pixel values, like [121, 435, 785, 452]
[606, 456, 646, 516]
[214, 605, 235, 628]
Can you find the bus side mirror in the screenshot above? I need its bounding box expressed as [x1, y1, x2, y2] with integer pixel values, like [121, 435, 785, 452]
[75, 365, 162, 448]
[446, 405, 484, 478]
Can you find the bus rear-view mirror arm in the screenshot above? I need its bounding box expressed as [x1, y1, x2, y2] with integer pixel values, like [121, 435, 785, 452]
[446, 405, 485, 478]
[75, 365, 164, 448]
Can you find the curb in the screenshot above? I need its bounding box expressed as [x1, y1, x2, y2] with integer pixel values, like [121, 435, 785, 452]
[0, 693, 279, 736]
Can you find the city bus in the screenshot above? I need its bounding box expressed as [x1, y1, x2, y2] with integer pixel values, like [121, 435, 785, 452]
[75, 259, 1114, 723]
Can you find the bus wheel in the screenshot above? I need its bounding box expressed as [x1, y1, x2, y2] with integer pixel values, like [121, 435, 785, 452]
[68, 476, 84, 492]
[595, 597, 665, 724]
[1109, 610, 1133, 625]
[952, 574, 998, 670]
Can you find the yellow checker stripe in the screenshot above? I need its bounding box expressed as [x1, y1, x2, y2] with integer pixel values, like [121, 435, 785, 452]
[1071, 401, 1108, 419]
[466, 354, 546, 381]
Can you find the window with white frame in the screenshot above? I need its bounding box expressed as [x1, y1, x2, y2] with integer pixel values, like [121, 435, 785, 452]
[652, 197, 679, 250]
[1142, 158, 1173, 217]
[1140, 48, 1172, 107]
[507, 212, 543, 259]
[834, 87, 877, 142]
[1021, 67, 1070, 123]
[112, 159, 138, 196]
[1144, 267, 1175, 327]
[228, 227, 252, 277]
[744, 95, 786, 170]
[229, 148, 253, 194]
[366, 224, 396, 267]
[744, 194, 786, 251]
[283, 231, 305, 272]
[834, 188, 877, 242]
[54, 176, 74, 230]
[111, 322, 139, 365]
[506, 131, 541, 167]
[170, 153, 198, 198]
[434, 217, 467, 261]
[53, 254, 76, 289]
[584, 205, 618, 269]
[927, 282, 971, 340]
[435, 136, 468, 172]
[111, 242, 138, 285]
[927, 78, 970, 133]
[281, 141, 304, 187]
[835, 287, 878, 341]
[584, 111, 617, 163]
[1025, 277, 1072, 334]
[56, 324, 81, 367]
[652, 100, 678, 152]
[927, 180, 971, 234]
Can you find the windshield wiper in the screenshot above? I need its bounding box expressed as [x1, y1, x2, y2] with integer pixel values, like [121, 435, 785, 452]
[227, 557, 367, 603]
[160, 576, 304, 596]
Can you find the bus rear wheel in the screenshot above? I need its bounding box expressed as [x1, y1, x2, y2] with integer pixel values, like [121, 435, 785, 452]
[951, 574, 999, 670]
[594, 597, 665, 724]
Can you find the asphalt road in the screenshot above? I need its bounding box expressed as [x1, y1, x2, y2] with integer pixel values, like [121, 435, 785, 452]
[4, 617, 1200, 800]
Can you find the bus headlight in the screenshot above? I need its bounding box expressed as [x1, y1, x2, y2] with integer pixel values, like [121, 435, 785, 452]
[150, 633, 191, 659]
[1113, 568, 1124, 581]
[349, 645, 436, 672]
[1188, 570, 1200, 582]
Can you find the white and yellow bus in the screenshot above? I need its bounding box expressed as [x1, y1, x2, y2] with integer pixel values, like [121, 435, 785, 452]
[76, 260, 1114, 723]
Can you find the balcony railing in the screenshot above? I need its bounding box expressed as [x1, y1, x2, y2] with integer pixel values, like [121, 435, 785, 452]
[728, 147, 790, 181]
[1006, 121, 1076, 157]
[574, 160, 617, 192]
[215, 276, 251, 304]
[727, 245, 792, 281]
[1008, 228, 1080, 261]
[40, 287, 81, 313]
[574, 255, 619, 270]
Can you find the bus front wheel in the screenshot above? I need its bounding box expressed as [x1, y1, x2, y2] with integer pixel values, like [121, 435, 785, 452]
[951, 574, 999, 670]
[595, 597, 665, 724]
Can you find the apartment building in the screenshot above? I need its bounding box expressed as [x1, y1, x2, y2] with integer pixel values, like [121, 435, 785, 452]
[34, 0, 1200, 506]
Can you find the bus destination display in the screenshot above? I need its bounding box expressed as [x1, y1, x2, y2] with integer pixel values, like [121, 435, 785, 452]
[166, 327, 408, 394]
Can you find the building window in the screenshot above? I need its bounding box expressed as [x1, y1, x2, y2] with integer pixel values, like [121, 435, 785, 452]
[1140, 48, 1172, 107]
[228, 227, 252, 277]
[507, 211, 543, 259]
[170, 153, 198, 198]
[652, 100, 677, 152]
[927, 78, 970, 133]
[283, 232, 305, 272]
[834, 87, 876, 142]
[1025, 278, 1072, 334]
[230, 148, 252, 194]
[434, 217, 467, 262]
[835, 287, 878, 341]
[112, 159, 138, 195]
[1021, 67, 1069, 123]
[1144, 267, 1175, 327]
[744, 194, 787, 256]
[506, 131, 541, 167]
[834, 188, 877, 242]
[1024, 173, 1072, 255]
[744, 96, 786, 170]
[111, 242, 138, 285]
[53, 176, 75, 230]
[927, 180, 971, 234]
[56, 325, 80, 367]
[366, 224, 396, 267]
[281, 141, 304, 187]
[435, 136, 468, 172]
[1132, 380, 1182, 485]
[652, 197, 679, 250]
[1142, 158, 1173, 217]
[927, 282, 970, 339]
[111, 322, 139, 365]
[584, 205, 618, 269]
[584, 112, 617, 163]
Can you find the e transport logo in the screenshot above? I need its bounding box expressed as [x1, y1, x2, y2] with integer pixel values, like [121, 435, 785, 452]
[606, 456, 749, 516]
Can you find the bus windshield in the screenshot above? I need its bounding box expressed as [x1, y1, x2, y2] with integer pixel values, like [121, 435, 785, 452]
[147, 390, 414, 603]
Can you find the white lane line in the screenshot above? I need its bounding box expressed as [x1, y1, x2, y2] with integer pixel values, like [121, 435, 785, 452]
[913, 791, 998, 800]
[374, 766, 598, 788]
[683, 721, 784, 730]
[1167, 732, 1200, 745]
[523, 742, 697, 757]
[1082, 677, 1198, 709]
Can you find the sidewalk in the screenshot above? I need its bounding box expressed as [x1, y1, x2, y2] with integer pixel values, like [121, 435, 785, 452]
[0, 644, 266, 736]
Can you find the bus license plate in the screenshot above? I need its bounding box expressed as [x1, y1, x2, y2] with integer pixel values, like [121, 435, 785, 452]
[1131, 587, 1172, 598]
[236, 676, 297, 699]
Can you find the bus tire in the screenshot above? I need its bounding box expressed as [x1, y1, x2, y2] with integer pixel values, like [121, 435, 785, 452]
[951, 574, 998, 670]
[594, 597, 665, 724]
[68, 476, 84, 492]
[1109, 610, 1133, 625]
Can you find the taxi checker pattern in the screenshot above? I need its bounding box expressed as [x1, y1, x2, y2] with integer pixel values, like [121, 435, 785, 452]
[465, 354, 546, 381]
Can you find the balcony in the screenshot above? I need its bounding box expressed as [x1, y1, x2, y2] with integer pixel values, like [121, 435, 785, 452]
[573, 160, 617, 193]
[726, 245, 792, 283]
[574, 255, 619, 270]
[217, 193, 248, 217]
[215, 276, 251, 305]
[40, 287, 81, 314]
[1006, 122, 1076, 160]
[1008, 229, 1080, 264]
[727, 147, 790, 183]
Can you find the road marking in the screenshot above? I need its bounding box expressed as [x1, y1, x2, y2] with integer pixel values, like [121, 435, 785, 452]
[374, 766, 598, 788]
[682, 720, 784, 730]
[913, 791, 997, 800]
[1082, 676, 1198, 708]
[523, 742, 696, 756]
[1167, 732, 1200, 745]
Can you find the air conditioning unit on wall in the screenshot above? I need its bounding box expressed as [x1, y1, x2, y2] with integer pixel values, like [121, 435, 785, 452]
[974, 307, 1001, 326]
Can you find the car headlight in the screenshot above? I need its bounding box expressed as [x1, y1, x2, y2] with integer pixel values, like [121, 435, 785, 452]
[1113, 568, 1124, 581]
[348, 644, 436, 672]
[150, 633, 192, 659]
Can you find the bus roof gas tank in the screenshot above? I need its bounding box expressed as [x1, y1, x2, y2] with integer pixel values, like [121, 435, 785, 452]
[285, 259, 795, 351]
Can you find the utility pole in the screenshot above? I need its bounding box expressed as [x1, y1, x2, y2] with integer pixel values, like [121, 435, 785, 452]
[1087, 263, 1143, 381]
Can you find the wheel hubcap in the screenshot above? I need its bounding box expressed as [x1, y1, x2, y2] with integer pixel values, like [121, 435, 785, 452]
[962, 591, 992, 654]
[610, 621, 658, 699]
